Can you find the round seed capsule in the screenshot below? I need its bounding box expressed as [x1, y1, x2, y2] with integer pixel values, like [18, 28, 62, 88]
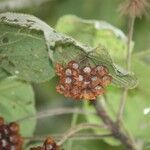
[68, 61, 79, 69]
[56, 85, 65, 94]
[78, 75, 83, 81]
[102, 75, 112, 86]
[93, 85, 104, 95]
[81, 90, 96, 100]
[55, 64, 64, 77]
[83, 67, 91, 74]
[65, 77, 72, 84]
[96, 65, 108, 77]
[65, 69, 72, 76]
[9, 122, 19, 133]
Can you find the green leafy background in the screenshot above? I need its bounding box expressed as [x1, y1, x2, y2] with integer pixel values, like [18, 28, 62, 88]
[0, 78, 36, 137]
[0, 0, 149, 150]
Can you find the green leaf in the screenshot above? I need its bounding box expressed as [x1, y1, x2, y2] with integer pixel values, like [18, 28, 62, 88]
[55, 15, 137, 89]
[0, 77, 36, 137]
[56, 15, 129, 61]
[0, 13, 137, 88]
[0, 12, 55, 83]
[88, 46, 137, 89]
[53, 42, 137, 88]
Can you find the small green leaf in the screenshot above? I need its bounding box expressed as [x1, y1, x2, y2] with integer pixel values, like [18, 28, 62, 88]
[0, 77, 36, 137]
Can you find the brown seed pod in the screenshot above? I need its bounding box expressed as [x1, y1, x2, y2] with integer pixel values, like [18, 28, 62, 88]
[30, 137, 61, 150]
[101, 75, 112, 87]
[96, 65, 108, 77]
[73, 74, 84, 87]
[0, 117, 23, 150]
[55, 64, 64, 77]
[9, 122, 19, 133]
[82, 66, 92, 74]
[80, 89, 96, 100]
[70, 86, 82, 99]
[67, 60, 79, 70]
[90, 76, 101, 88]
[92, 85, 105, 95]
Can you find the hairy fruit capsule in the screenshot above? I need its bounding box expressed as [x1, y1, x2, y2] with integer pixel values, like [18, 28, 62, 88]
[55, 60, 112, 100]
[30, 137, 61, 150]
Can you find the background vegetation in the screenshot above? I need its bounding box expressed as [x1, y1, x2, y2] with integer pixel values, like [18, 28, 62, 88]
[0, 0, 149, 149]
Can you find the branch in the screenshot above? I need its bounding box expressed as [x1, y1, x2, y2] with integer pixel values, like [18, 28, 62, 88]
[24, 133, 112, 141]
[57, 123, 107, 145]
[92, 100, 138, 150]
[16, 107, 95, 123]
[117, 16, 135, 122]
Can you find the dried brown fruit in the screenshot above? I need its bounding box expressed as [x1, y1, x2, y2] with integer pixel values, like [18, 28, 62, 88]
[0, 117, 23, 150]
[55, 60, 112, 100]
[30, 137, 61, 150]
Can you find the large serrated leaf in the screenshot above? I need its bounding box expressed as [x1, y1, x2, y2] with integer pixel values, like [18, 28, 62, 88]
[0, 12, 137, 88]
[0, 77, 36, 137]
[0, 12, 56, 82]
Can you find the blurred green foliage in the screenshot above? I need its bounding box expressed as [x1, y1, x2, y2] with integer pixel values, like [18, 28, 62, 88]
[0, 0, 149, 150]
[17, 0, 150, 52]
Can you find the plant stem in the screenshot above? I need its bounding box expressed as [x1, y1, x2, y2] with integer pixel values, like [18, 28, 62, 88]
[24, 133, 112, 141]
[16, 107, 95, 123]
[66, 112, 78, 150]
[57, 123, 107, 146]
[126, 16, 135, 71]
[117, 16, 135, 122]
[92, 100, 138, 150]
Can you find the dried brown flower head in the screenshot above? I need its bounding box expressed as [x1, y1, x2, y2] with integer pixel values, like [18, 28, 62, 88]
[30, 137, 61, 150]
[55, 61, 112, 100]
[119, 0, 150, 18]
[0, 117, 23, 150]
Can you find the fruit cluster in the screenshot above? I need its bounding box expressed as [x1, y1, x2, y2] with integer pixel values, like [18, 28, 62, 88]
[30, 137, 60, 150]
[55, 60, 112, 100]
[0, 117, 23, 150]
